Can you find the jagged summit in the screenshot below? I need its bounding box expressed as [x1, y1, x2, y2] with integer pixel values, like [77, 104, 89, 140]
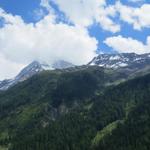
[88, 53, 150, 69]
[15, 61, 52, 81]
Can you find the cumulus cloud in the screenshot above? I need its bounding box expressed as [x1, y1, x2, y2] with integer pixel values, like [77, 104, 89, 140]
[45, 0, 120, 33]
[115, 2, 150, 30]
[0, 54, 25, 79]
[40, 0, 54, 13]
[40, 0, 150, 32]
[50, 0, 105, 26]
[104, 35, 150, 54]
[0, 8, 97, 79]
[128, 0, 145, 3]
[97, 5, 120, 33]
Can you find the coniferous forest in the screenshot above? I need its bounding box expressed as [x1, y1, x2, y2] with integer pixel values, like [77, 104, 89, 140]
[0, 66, 150, 150]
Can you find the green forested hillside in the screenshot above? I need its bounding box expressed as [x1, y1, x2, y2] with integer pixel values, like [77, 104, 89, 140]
[0, 66, 150, 150]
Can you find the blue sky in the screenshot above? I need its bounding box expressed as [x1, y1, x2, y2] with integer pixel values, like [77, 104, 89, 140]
[0, 0, 41, 22]
[0, 0, 150, 79]
[0, 0, 149, 54]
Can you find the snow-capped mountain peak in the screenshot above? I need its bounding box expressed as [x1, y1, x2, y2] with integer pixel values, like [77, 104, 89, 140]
[88, 53, 150, 69]
[15, 61, 50, 81]
[52, 60, 75, 69]
[0, 60, 74, 90]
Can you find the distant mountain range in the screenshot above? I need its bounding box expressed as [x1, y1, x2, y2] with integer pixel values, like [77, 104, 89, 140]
[1, 52, 150, 90]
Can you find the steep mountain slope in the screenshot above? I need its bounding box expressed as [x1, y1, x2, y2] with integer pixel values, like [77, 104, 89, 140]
[0, 66, 150, 150]
[0, 61, 51, 91]
[89, 53, 150, 83]
[0, 66, 105, 150]
[91, 74, 150, 150]
[0, 60, 74, 90]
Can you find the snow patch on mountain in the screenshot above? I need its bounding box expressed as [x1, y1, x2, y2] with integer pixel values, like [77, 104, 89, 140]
[88, 53, 150, 69]
[52, 60, 74, 69]
[109, 55, 121, 60]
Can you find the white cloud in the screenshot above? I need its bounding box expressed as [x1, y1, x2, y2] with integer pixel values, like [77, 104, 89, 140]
[97, 5, 121, 33]
[104, 35, 150, 54]
[33, 8, 47, 21]
[0, 8, 97, 80]
[128, 0, 145, 3]
[50, 0, 106, 26]
[40, 0, 150, 32]
[45, 0, 120, 33]
[115, 2, 150, 30]
[40, 0, 54, 13]
[0, 54, 25, 79]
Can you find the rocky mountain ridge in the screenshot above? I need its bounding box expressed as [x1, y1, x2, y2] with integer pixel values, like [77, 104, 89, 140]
[0, 60, 74, 90]
[89, 53, 150, 69]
